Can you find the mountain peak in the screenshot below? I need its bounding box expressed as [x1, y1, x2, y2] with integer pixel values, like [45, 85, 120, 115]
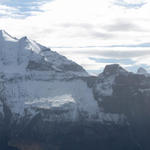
[0, 29, 17, 42]
[137, 67, 148, 75]
[0, 29, 6, 34]
[103, 64, 127, 76]
[20, 36, 28, 40]
[19, 36, 31, 44]
[0, 30, 88, 76]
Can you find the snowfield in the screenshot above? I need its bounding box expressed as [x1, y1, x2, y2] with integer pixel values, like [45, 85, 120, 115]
[5, 80, 99, 118]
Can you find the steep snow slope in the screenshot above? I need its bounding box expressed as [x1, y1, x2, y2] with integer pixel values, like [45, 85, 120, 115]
[0, 30, 88, 77]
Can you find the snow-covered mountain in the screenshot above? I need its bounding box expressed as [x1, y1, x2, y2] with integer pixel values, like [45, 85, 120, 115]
[0, 30, 88, 78]
[0, 31, 124, 125]
[0, 31, 150, 150]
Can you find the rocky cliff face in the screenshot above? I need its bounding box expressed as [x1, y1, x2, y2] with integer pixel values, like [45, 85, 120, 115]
[93, 64, 150, 150]
[0, 31, 150, 150]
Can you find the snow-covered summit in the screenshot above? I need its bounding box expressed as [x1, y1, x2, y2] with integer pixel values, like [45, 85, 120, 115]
[0, 30, 17, 42]
[0, 31, 98, 123]
[0, 30, 88, 77]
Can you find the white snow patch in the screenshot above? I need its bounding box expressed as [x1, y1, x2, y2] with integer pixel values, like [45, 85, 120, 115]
[4, 79, 99, 120]
[3, 78, 125, 123]
[25, 94, 75, 109]
[95, 75, 115, 97]
[0, 30, 17, 42]
[139, 88, 150, 93]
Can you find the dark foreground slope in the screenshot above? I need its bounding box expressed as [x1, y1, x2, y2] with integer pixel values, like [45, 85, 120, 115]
[1, 65, 150, 150]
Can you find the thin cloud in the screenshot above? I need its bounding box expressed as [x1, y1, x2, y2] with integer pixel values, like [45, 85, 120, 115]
[90, 31, 115, 39]
[53, 47, 150, 71]
[104, 20, 142, 32]
[0, 4, 20, 17]
[76, 49, 150, 58]
[114, 0, 147, 8]
[60, 23, 93, 29]
[0, 0, 53, 18]
[104, 42, 150, 48]
[0, 0, 150, 73]
[89, 57, 136, 65]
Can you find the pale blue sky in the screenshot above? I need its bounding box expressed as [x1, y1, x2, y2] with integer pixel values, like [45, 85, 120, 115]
[114, 0, 147, 8]
[0, 0, 52, 8]
[0, 0, 53, 17]
[0, 0, 150, 74]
